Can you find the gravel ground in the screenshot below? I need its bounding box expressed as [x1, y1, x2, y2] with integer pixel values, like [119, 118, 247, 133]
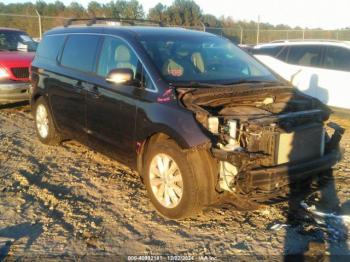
[0, 103, 350, 261]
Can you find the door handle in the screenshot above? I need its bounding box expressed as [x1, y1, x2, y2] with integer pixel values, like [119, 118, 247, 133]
[88, 85, 101, 99]
[74, 80, 85, 89]
[72, 81, 84, 94]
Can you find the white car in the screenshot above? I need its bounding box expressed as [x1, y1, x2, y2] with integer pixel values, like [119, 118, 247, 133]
[252, 40, 350, 110]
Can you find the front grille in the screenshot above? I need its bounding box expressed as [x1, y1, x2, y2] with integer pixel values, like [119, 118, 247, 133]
[277, 124, 325, 165]
[11, 67, 29, 79]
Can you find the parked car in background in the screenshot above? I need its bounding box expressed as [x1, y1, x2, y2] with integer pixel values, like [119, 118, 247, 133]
[31, 19, 343, 219]
[0, 28, 37, 104]
[252, 40, 350, 111]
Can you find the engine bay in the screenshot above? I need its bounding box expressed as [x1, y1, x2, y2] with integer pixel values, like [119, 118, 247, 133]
[177, 85, 342, 196]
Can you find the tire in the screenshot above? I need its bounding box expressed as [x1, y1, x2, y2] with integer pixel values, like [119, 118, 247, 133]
[143, 139, 216, 219]
[34, 97, 62, 145]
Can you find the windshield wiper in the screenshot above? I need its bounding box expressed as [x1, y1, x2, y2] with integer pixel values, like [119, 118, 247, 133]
[223, 79, 283, 86]
[171, 80, 284, 88]
[171, 81, 223, 88]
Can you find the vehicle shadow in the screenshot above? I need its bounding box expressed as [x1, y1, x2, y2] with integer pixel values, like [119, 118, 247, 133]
[0, 101, 29, 110]
[283, 96, 348, 260]
[284, 172, 350, 260]
[0, 222, 43, 260]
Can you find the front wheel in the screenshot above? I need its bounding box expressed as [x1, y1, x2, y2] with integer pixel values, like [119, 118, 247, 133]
[34, 97, 62, 145]
[143, 139, 215, 219]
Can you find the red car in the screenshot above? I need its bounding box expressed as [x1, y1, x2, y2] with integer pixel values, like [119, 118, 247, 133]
[0, 28, 37, 104]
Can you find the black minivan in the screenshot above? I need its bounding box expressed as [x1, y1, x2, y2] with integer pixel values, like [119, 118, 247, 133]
[30, 18, 343, 219]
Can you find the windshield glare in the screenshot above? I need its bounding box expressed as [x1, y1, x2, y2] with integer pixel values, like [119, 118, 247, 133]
[0, 30, 38, 52]
[140, 35, 278, 85]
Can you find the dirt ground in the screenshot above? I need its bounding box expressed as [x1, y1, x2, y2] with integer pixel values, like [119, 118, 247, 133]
[1, 103, 350, 261]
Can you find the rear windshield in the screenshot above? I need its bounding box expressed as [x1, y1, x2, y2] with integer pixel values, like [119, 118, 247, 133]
[139, 34, 277, 85]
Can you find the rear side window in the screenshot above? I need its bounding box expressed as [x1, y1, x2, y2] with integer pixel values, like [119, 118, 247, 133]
[61, 34, 100, 73]
[36, 35, 65, 60]
[324, 46, 350, 72]
[287, 45, 323, 67]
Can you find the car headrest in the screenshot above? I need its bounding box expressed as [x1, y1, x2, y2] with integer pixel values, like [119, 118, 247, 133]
[115, 45, 131, 62]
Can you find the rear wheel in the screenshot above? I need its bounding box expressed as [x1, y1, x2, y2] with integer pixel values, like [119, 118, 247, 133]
[34, 97, 62, 145]
[143, 139, 215, 219]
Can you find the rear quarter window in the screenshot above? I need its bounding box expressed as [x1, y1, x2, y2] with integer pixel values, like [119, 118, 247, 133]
[323, 46, 350, 72]
[60, 34, 100, 73]
[36, 34, 66, 60]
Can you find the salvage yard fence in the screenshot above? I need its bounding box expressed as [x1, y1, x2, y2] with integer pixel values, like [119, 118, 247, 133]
[1, 12, 350, 45]
[184, 25, 350, 45]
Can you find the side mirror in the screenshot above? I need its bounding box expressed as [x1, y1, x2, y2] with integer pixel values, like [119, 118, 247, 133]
[106, 68, 134, 85]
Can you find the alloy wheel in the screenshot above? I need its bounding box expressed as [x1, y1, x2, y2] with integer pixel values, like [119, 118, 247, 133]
[36, 104, 49, 138]
[149, 153, 184, 208]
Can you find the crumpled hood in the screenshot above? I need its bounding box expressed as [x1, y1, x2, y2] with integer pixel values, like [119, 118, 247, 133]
[178, 85, 331, 123]
[0, 51, 35, 68]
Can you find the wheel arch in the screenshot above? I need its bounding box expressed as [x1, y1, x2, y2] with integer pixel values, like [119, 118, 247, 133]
[136, 132, 172, 175]
[136, 131, 219, 206]
[30, 92, 46, 116]
[31, 93, 62, 137]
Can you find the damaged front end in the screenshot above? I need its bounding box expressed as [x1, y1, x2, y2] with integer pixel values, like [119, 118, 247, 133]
[178, 85, 344, 200]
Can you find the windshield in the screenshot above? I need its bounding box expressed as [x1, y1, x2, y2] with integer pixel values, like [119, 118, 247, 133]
[140, 34, 278, 85]
[0, 30, 38, 52]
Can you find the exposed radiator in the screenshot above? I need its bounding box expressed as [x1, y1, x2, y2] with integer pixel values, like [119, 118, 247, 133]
[277, 123, 325, 165]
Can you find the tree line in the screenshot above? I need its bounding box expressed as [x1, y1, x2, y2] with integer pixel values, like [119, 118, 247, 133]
[0, 0, 346, 43]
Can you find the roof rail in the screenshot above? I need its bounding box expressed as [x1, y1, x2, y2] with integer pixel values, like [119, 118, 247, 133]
[270, 39, 345, 44]
[64, 17, 164, 27]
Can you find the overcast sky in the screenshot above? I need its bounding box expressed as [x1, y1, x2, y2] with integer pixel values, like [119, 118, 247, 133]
[3, 0, 350, 29]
